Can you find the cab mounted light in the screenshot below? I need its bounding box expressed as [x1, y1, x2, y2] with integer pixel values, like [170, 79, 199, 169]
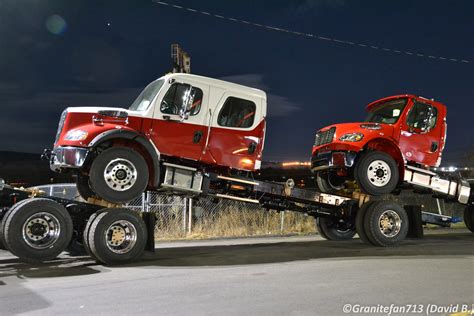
[360, 123, 382, 130]
[339, 133, 364, 142]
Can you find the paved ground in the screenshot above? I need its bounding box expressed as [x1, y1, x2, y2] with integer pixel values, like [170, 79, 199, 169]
[0, 230, 473, 315]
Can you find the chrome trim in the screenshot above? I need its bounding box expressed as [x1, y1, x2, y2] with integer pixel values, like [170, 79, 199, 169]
[50, 146, 89, 171]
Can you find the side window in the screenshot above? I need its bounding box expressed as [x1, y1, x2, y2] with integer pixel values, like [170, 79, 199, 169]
[406, 102, 437, 132]
[218, 97, 256, 128]
[160, 83, 203, 116]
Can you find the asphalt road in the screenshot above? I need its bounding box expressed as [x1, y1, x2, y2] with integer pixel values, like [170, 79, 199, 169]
[0, 230, 473, 316]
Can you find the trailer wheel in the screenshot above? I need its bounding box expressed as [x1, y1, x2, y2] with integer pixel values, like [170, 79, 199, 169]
[89, 147, 149, 204]
[3, 198, 73, 262]
[464, 205, 474, 233]
[355, 151, 399, 196]
[316, 171, 345, 194]
[76, 175, 95, 201]
[316, 217, 356, 241]
[363, 200, 408, 246]
[86, 208, 147, 265]
[355, 201, 375, 245]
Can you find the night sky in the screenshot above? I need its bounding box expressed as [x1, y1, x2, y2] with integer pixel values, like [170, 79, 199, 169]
[0, 0, 472, 162]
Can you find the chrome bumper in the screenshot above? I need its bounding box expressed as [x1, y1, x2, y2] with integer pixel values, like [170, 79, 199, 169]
[311, 151, 357, 172]
[50, 146, 89, 171]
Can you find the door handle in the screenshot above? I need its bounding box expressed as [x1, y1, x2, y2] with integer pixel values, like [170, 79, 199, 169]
[431, 141, 438, 152]
[248, 141, 257, 154]
[193, 131, 203, 143]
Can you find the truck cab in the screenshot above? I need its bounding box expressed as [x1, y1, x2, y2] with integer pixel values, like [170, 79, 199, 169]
[311, 95, 447, 196]
[50, 73, 267, 203]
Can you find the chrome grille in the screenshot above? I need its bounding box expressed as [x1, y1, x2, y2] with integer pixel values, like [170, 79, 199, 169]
[314, 127, 336, 146]
[55, 110, 67, 144]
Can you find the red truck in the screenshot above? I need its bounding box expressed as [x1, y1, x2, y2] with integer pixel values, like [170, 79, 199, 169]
[311, 95, 447, 196]
[50, 74, 266, 203]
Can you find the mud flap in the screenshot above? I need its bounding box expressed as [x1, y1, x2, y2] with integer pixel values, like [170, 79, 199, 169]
[142, 212, 156, 252]
[404, 205, 423, 238]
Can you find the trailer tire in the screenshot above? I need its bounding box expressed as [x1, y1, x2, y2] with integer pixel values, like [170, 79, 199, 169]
[316, 171, 345, 194]
[3, 198, 73, 262]
[316, 217, 356, 241]
[355, 201, 375, 245]
[363, 200, 408, 247]
[355, 151, 399, 196]
[87, 208, 147, 265]
[464, 205, 474, 233]
[89, 147, 149, 204]
[76, 175, 95, 201]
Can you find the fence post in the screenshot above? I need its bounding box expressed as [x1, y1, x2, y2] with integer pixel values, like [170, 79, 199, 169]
[142, 192, 147, 212]
[183, 197, 187, 233]
[280, 211, 285, 233]
[188, 198, 193, 234]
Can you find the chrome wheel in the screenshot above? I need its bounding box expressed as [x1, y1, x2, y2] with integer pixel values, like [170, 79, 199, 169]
[22, 212, 61, 249]
[378, 210, 401, 238]
[367, 160, 391, 187]
[104, 158, 137, 192]
[105, 220, 137, 254]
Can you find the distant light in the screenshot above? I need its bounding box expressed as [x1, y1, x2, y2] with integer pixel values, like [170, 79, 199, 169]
[282, 161, 311, 167]
[448, 166, 457, 172]
[45, 15, 67, 35]
[107, 22, 111, 26]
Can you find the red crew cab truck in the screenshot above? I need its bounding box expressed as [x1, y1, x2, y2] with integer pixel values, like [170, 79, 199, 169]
[311, 95, 447, 196]
[50, 74, 266, 203]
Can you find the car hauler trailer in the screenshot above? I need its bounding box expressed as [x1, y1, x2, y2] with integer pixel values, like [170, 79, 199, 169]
[0, 167, 472, 265]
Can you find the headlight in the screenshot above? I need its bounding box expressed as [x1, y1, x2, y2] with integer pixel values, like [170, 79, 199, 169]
[339, 133, 364, 142]
[64, 129, 88, 141]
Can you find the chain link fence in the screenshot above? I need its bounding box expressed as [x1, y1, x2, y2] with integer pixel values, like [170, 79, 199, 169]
[127, 192, 316, 240]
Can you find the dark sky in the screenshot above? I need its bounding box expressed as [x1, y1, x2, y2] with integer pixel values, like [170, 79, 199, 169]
[0, 0, 472, 162]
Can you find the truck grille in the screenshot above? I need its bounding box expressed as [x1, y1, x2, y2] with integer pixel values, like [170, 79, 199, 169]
[314, 127, 336, 146]
[55, 110, 67, 145]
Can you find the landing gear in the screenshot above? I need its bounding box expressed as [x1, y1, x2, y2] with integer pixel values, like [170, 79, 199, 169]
[316, 216, 356, 241]
[89, 147, 149, 204]
[355, 151, 399, 196]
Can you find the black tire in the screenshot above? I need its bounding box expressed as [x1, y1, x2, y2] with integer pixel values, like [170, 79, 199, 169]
[89, 147, 149, 204]
[0, 198, 40, 252]
[363, 200, 408, 247]
[354, 151, 399, 196]
[87, 208, 147, 265]
[82, 209, 110, 260]
[355, 201, 375, 245]
[464, 205, 474, 233]
[316, 171, 345, 194]
[3, 198, 73, 262]
[75, 175, 95, 201]
[66, 237, 87, 256]
[315, 216, 356, 241]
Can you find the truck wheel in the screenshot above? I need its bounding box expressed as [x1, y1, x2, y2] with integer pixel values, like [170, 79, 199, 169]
[316, 171, 345, 194]
[89, 147, 149, 204]
[355, 151, 399, 196]
[86, 208, 147, 265]
[363, 200, 408, 246]
[75, 175, 95, 201]
[82, 209, 110, 260]
[315, 217, 356, 241]
[3, 198, 73, 262]
[464, 205, 474, 233]
[0, 199, 32, 251]
[355, 201, 375, 245]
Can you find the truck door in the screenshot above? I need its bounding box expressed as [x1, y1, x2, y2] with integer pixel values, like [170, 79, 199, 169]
[151, 81, 209, 161]
[203, 94, 265, 171]
[398, 100, 443, 166]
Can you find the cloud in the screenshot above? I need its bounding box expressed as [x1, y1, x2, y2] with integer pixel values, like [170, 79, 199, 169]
[219, 74, 301, 117]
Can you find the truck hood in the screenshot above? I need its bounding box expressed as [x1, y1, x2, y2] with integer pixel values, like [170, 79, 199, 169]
[66, 106, 144, 117]
[320, 122, 395, 139]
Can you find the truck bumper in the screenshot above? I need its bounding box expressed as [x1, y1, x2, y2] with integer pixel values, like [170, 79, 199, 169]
[311, 151, 357, 172]
[49, 146, 89, 172]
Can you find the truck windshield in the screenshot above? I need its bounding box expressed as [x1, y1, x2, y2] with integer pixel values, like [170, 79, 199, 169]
[365, 98, 408, 124]
[129, 79, 164, 111]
